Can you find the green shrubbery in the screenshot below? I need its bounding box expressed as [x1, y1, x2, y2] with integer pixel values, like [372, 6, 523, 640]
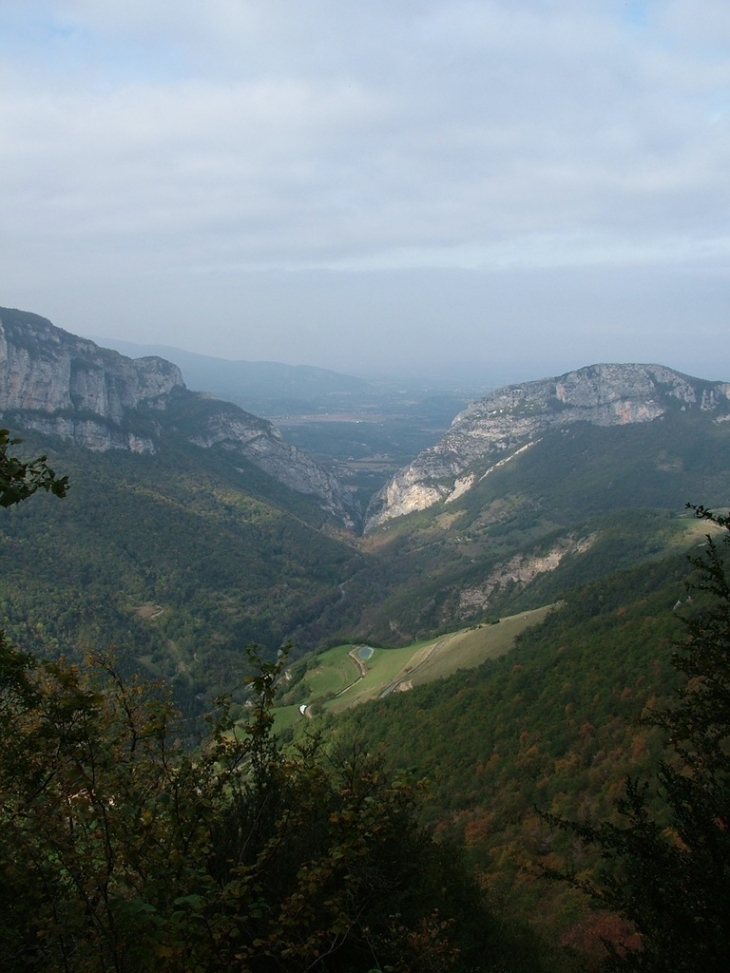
[0, 640, 501, 971]
[545, 507, 730, 971]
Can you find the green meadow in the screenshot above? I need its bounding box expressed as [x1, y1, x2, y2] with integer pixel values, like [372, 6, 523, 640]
[276, 604, 553, 725]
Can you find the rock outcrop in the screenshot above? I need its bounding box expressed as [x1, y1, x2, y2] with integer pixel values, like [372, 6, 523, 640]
[184, 404, 358, 529]
[0, 307, 182, 452]
[365, 363, 730, 531]
[0, 306, 358, 527]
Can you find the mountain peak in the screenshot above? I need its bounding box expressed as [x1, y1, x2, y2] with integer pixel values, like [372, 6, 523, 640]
[0, 306, 184, 451]
[365, 363, 730, 531]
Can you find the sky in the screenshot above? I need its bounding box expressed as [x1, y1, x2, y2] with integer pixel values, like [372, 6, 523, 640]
[1, 1, 728, 380]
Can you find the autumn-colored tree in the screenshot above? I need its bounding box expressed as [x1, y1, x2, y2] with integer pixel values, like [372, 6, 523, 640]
[545, 505, 730, 972]
[1, 637, 505, 972]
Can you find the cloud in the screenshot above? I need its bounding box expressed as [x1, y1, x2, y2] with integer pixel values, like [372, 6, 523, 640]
[0, 1, 728, 371]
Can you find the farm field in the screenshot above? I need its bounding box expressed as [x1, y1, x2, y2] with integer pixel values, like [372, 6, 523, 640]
[275, 604, 554, 726]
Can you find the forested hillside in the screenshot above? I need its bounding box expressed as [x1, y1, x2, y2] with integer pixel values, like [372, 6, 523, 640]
[2, 317, 730, 968]
[0, 429, 363, 716]
[333, 413, 730, 644]
[314, 548, 705, 953]
[4, 310, 730, 683]
[0, 429, 574, 972]
[4, 380, 730, 720]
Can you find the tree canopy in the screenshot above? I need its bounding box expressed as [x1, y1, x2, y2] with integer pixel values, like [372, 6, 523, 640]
[545, 505, 730, 972]
[0, 641, 504, 972]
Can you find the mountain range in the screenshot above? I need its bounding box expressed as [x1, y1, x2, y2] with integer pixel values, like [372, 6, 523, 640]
[88, 335, 373, 417]
[4, 304, 730, 967]
[0, 306, 358, 529]
[2, 303, 730, 697]
[365, 362, 730, 530]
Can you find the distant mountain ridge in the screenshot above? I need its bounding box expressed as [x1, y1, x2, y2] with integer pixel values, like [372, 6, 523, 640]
[4, 307, 730, 702]
[89, 336, 372, 415]
[365, 363, 730, 531]
[0, 307, 358, 528]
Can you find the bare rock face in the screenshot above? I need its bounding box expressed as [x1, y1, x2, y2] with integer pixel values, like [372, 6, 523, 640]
[186, 404, 358, 529]
[0, 307, 182, 452]
[364, 363, 730, 532]
[456, 533, 597, 618]
[0, 306, 358, 528]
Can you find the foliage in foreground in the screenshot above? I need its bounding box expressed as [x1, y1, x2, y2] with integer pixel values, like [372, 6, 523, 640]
[0, 638, 513, 972]
[545, 506, 730, 972]
[0, 428, 68, 508]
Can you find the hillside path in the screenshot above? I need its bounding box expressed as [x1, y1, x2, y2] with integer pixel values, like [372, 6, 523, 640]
[378, 637, 448, 698]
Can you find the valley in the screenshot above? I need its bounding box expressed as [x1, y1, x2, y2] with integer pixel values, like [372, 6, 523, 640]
[95, 332, 478, 508]
[2, 305, 730, 970]
[275, 393, 470, 510]
[3, 308, 730, 711]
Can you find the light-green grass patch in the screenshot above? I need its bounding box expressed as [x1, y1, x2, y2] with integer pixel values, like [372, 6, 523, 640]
[303, 644, 361, 698]
[286, 605, 555, 718]
[272, 704, 305, 733]
[326, 644, 419, 714]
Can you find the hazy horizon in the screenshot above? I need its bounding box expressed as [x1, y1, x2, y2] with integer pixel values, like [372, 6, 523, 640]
[86, 330, 730, 393]
[2, 2, 728, 377]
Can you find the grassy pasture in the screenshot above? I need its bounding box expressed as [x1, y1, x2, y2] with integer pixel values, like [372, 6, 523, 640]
[407, 606, 554, 686]
[326, 644, 419, 713]
[271, 704, 303, 733]
[304, 644, 361, 697]
[278, 604, 554, 721]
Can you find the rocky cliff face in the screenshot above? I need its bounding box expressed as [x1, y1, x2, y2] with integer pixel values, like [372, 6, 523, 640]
[365, 363, 730, 532]
[0, 307, 183, 452]
[184, 403, 358, 529]
[0, 307, 358, 527]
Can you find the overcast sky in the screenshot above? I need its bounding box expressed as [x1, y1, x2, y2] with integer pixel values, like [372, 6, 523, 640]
[1, 1, 728, 379]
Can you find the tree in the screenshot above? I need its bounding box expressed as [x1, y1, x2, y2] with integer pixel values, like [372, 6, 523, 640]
[0, 642, 496, 972]
[544, 505, 730, 972]
[0, 428, 68, 507]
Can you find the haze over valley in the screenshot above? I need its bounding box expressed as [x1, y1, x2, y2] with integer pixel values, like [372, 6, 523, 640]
[2, 303, 729, 674]
[2, 2, 730, 968]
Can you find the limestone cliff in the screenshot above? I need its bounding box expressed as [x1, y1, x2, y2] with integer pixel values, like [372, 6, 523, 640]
[183, 402, 357, 529]
[365, 363, 730, 531]
[0, 307, 182, 452]
[0, 306, 357, 527]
